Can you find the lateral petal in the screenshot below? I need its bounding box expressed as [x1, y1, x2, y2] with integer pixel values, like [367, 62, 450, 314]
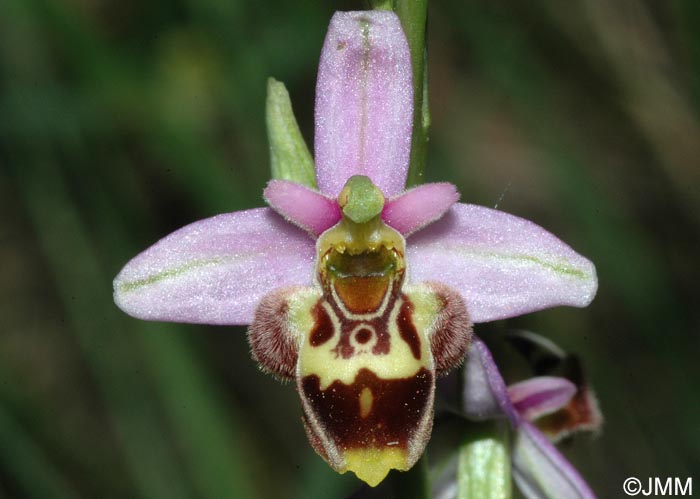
[382, 183, 460, 236]
[314, 11, 413, 198]
[264, 180, 341, 237]
[407, 204, 598, 323]
[113, 208, 316, 325]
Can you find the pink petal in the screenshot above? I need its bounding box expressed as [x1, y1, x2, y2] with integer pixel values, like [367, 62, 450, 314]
[382, 183, 460, 236]
[508, 377, 576, 422]
[264, 180, 341, 237]
[113, 208, 316, 325]
[314, 11, 413, 198]
[513, 422, 596, 499]
[407, 204, 598, 323]
[462, 338, 520, 426]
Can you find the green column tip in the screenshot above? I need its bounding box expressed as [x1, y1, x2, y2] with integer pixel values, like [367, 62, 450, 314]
[338, 175, 385, 224]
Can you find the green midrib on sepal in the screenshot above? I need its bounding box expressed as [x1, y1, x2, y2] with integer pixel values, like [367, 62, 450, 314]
[116, 256, 230, 293]
[495, 253, 590, 279]
[440, 247, 593, 281]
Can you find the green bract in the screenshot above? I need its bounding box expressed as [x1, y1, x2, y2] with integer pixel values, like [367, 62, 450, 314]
[266, 78, 317, 188]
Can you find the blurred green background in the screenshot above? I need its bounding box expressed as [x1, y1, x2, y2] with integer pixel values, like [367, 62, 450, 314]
[1, 0, 698, 497]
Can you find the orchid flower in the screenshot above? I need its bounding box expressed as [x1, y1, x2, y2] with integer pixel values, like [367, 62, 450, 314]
[113, 11, 597, 487]
[459, 337, 602, 498]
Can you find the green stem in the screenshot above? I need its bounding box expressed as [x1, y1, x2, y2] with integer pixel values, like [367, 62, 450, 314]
[457, 421, 512, 499]
[368, 0, 394, 10]
[393, 0, 430, 187]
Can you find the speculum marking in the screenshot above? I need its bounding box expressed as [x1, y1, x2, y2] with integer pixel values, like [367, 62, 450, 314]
[355, 328, 372, 344]
[301, 367, 432, 450]
[310, 303, 334, 347]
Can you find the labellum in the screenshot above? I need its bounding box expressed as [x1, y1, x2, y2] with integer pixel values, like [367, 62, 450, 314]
[248, 176, 473, 486]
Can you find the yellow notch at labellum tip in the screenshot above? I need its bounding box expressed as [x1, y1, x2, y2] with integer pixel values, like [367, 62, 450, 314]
[344, 447, 409, 487]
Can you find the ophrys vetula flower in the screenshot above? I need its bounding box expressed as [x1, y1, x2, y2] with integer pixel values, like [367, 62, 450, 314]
[114, 11, 597, 486]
